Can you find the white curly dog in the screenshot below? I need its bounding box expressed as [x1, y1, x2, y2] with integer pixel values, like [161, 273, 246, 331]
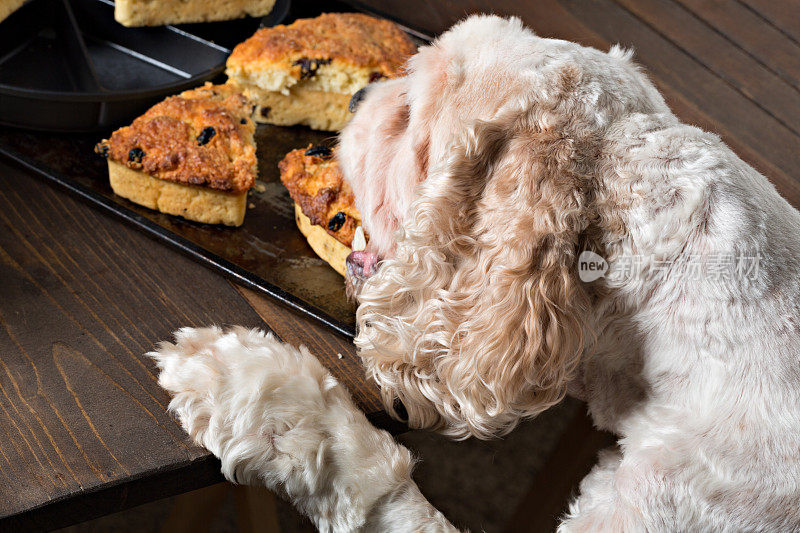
[150, 16, 800, 532]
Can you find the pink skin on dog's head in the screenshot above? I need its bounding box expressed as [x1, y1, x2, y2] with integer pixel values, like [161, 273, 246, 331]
[339, 18, 532, 282]
[339, 77, 424, 261]
[340, 78, 417, 292]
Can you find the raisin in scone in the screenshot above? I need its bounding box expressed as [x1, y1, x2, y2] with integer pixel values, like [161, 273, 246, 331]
[115, 0, 276, 27]
[279, 145, 366, 275]
[96, 83, 257, 226]
[227, 13, 416, 131]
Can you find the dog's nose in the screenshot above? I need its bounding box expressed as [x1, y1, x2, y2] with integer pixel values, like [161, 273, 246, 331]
[344, 250, 380, 297]
[349, 86, 369, 113]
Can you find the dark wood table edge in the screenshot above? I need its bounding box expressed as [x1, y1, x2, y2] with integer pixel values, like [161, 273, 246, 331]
[0, 413, 407, 531]
[0, 455, 224, 531]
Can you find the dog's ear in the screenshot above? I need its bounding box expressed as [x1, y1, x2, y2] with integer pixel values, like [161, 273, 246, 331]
[355, 106, 596, 439]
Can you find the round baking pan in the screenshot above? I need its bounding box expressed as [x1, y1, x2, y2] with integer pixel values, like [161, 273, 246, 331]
[0, 0, 289, 132]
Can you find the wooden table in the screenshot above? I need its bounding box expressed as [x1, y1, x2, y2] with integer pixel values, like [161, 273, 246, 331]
[2, 0, 798, 530]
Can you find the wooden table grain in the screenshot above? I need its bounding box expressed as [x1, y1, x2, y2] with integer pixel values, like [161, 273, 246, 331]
[0, 157, 390, 530]
[2, 0, 799, 530]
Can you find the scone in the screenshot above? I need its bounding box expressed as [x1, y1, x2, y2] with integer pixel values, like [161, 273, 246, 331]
[279, 145, 366, 275]
[0, 0, 25, 23]
[227, 13, 417, 131]
[95, 83, 257, 226]
[114, 0, 276, 27]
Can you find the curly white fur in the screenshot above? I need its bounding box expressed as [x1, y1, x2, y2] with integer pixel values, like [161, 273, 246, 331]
[149, 326, 456, 532]
[151, 15, 800, 532]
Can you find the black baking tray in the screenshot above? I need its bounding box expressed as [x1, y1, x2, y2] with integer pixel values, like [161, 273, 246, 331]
[0, 1, 430, 339]
[0, 124, 358, 336]
[0, 0, 289, 131]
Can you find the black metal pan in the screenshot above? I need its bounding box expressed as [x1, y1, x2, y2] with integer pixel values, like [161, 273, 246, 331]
[0, 0, 289, 131]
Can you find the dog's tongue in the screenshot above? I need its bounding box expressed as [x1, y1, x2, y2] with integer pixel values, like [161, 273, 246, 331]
[345, 226, 379, 296]
[345, 249, 380, 298]
[346, 250, 379, 279]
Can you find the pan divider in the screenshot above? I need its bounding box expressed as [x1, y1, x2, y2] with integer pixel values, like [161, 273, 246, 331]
[0, 0, 101, 92]
[59, 0, 104, 92]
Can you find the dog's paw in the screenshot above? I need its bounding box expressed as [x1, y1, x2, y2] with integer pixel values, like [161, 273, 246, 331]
[148, 326, 417, 531]
[148, 326, 348, 483]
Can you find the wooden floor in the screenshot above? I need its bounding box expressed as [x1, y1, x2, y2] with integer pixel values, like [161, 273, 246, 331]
[1, 0, 798, 530]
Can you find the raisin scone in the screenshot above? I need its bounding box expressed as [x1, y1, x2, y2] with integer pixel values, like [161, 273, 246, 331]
[114, 0, 276, 27]
[279, 145, 366, 275]
[227, 13, 417, 131]
[96, 83, 257, 226]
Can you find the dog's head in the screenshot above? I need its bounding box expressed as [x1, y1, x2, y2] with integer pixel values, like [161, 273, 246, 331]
[338, 15, 666, 438]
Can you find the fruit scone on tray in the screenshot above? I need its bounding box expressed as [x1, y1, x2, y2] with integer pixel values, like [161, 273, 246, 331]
[95, 83, 257, 227]
[114, 0, 276, 27]
[226, 13, 417, 131]
[279, 145, 366, 276]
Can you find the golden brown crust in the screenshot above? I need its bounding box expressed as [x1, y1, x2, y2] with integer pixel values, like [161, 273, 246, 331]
[228, 13, 416, 80]
[278, 146, 362, 248]
[98, 83, 257, 194]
